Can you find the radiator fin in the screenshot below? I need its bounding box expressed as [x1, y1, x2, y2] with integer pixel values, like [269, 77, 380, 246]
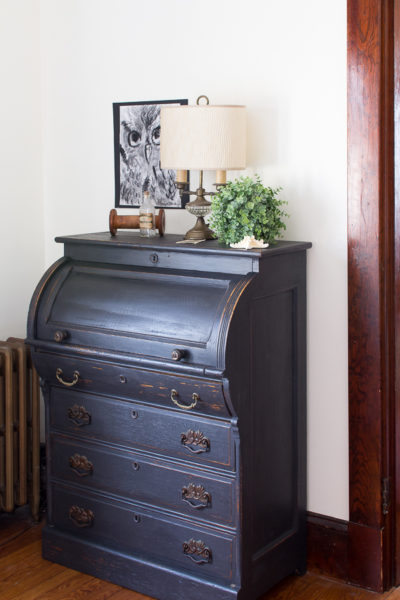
[0, 339, 40, 520]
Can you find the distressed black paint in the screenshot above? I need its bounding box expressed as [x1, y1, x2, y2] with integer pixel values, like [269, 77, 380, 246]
[27, 233, 310, 600]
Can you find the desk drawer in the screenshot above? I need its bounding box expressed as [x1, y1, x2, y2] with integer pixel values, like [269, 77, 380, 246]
[50, 484, 236, 583]
[34, 351, 230, 418]
[50, 434, 236, 526]
[49, 388, 235, 471]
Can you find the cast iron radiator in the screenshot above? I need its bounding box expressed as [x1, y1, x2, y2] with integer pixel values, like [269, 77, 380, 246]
[0, 338, 40, 520]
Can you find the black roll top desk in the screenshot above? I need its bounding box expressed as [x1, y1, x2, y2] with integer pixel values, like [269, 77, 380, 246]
[27, 233, 311, 600]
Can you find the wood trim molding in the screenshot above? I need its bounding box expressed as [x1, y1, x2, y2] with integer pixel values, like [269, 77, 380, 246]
[347, 0, 395, 591]
[307, 514, 384, 590]
[307, 512, 348, 581]
[395, 0, 400, 586]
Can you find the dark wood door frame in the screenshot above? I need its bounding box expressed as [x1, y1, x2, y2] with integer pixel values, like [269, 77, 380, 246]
[395, 0, 400, 586]
[347, 0, 396, 591]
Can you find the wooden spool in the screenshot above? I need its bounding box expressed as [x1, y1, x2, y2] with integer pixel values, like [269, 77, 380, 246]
[109, 209, 165, 236]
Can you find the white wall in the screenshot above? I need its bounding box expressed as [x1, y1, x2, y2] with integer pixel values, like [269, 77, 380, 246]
[0, 0, 44, 340]
[39, 0, 348, 519]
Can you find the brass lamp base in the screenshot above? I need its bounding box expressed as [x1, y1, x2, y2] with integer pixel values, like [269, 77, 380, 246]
[183, 184, 215, 241]
[184, 217, 214, 241]
[176, 174, 216, 241]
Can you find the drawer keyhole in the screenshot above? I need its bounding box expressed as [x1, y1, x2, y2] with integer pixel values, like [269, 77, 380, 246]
[150, 253, 159, 264]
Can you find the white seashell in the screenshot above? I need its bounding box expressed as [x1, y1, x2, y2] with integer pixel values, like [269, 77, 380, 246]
[230, 236, 269, 250]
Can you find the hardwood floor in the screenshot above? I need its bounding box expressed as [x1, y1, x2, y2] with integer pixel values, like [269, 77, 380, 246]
[1, 508, 400, 600]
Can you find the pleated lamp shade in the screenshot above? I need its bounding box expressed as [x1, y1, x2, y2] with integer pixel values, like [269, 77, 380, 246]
[160, 105, 246, 171]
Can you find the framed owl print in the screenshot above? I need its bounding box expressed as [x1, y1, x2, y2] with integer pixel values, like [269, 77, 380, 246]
[113, 99, 189, 208]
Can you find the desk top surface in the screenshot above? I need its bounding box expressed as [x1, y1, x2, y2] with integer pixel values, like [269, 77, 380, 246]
[56, 232, 312, 259]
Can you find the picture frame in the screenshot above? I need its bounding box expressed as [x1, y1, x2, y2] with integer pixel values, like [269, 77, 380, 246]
[113, 99, 189, 208]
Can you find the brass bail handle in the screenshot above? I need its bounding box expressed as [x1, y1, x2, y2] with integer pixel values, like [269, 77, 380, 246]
[171, 389, 199, 410]
[56, 368, 80, 387]
[196, 95, 209, 106]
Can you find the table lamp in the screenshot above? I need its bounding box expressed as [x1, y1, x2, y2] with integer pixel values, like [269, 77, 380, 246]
[160, 96, 246, 241]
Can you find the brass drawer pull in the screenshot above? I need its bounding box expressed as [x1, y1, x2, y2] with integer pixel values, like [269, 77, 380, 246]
[69, 453, 93, 477]
[182, 484, 211, 509]
[67, 404, 91, 427]
[171, 389, 199, 410]
[56, 368, 80, 387]
[181, 430, 210, 454]
[69, 505, 94, 528]
[183, 539, 212, 564]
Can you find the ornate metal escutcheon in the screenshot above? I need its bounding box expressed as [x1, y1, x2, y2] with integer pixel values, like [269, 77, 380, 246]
[182, 483, 211, 509]
[67, 404, 91, 427]
[69, 505, 94, 528]
[181, 430, 210, 454]
[182, 539, 212, 564]
[69, 453, 94, 477]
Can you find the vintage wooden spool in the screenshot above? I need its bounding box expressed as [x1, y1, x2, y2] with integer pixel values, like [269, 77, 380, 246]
[109, 209, 165, 236]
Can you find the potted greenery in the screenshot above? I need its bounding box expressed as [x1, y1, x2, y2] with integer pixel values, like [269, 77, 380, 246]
[209, 175, 288, 246]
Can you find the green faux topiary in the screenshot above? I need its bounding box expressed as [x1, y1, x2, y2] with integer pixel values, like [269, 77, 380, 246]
[209, 175, 288, 245]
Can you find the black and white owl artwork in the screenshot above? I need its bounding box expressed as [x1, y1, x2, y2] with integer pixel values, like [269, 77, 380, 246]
[114, 100, 188, 208]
